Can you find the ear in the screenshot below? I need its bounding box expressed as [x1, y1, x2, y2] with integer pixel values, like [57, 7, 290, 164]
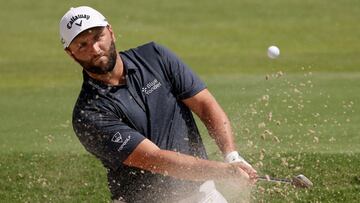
[107, 24, 116, 42]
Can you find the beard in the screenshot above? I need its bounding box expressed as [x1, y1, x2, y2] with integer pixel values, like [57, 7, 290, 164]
[74, 41, 118, 75]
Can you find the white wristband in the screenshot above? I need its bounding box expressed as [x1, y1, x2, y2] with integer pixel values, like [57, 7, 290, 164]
[224, 151, 251, 167]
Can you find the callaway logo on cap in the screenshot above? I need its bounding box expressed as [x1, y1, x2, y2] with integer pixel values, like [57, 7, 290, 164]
[59, 6, 108, 48]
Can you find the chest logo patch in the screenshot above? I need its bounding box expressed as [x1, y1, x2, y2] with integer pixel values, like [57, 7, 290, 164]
[142, 79, 161, 95]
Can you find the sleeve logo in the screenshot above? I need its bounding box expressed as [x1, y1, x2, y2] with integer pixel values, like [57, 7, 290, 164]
[111, 132, 131, 151]
[111, 132, 123, 143]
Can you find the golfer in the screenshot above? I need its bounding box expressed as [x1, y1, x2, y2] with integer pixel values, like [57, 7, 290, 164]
[59, 6, 257, 203]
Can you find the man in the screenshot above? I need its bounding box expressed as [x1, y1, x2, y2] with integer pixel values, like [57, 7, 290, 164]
[59, 6, 257, 203]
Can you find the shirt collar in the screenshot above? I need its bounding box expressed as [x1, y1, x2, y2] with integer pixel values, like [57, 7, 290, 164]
[120, 52, 138, 73]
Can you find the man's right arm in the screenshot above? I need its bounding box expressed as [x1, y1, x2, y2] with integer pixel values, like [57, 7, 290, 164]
[123, 139, 252, 183]
[73, 106, 253, 184]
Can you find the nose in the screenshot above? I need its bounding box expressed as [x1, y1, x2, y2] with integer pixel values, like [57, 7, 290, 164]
[90, 41, 102, 55]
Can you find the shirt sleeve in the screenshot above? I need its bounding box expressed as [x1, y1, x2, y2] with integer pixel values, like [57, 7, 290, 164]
[153, 42, 207, 100]
[72, 107, 146, 171]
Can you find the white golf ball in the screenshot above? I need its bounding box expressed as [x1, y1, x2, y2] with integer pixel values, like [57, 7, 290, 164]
[267, 45, 280, 59]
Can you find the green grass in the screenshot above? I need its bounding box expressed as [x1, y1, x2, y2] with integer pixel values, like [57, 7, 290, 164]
[1, 152, 359, 202]
[0, 153, 109, 202]
[1, 0, 359, 202]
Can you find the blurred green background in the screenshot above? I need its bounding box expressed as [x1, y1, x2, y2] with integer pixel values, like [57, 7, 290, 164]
[0, 0, 359, 202]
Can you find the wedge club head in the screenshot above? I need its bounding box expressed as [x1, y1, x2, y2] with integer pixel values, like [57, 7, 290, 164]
[258, 174, 313, 188]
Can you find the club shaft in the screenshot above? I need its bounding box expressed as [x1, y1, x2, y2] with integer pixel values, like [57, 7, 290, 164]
[258, 176, 292, 183]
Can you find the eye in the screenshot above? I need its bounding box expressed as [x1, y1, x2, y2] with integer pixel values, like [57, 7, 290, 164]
[94, 32, 105, 41]
[78, 42, 87, 50]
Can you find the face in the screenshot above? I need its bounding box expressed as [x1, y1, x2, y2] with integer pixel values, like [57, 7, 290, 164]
[66, 26, 118, 75]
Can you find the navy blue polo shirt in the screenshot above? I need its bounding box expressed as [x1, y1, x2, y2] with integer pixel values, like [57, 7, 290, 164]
[72, 42, 208, 202]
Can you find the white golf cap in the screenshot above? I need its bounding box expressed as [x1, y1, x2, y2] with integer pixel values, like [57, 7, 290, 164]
[59, 6, 108, 48]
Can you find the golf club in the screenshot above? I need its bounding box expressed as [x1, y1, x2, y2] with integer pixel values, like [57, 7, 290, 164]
[258, 174, 313, 188]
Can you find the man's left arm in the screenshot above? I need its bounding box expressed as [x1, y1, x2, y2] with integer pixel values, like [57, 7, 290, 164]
[153, 42, 256, 176]
[182, 89, 257, 178]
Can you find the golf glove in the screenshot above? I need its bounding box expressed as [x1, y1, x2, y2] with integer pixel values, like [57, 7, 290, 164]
[224, 151, 252, 168]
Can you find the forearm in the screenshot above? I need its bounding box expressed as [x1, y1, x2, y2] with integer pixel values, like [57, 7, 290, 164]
[202, 108, 258, 180]
[147, 150, 240, 181]
[183, 89, 236, 155]
[124, 140, 247, 182]
[200, 102, 236, 155]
